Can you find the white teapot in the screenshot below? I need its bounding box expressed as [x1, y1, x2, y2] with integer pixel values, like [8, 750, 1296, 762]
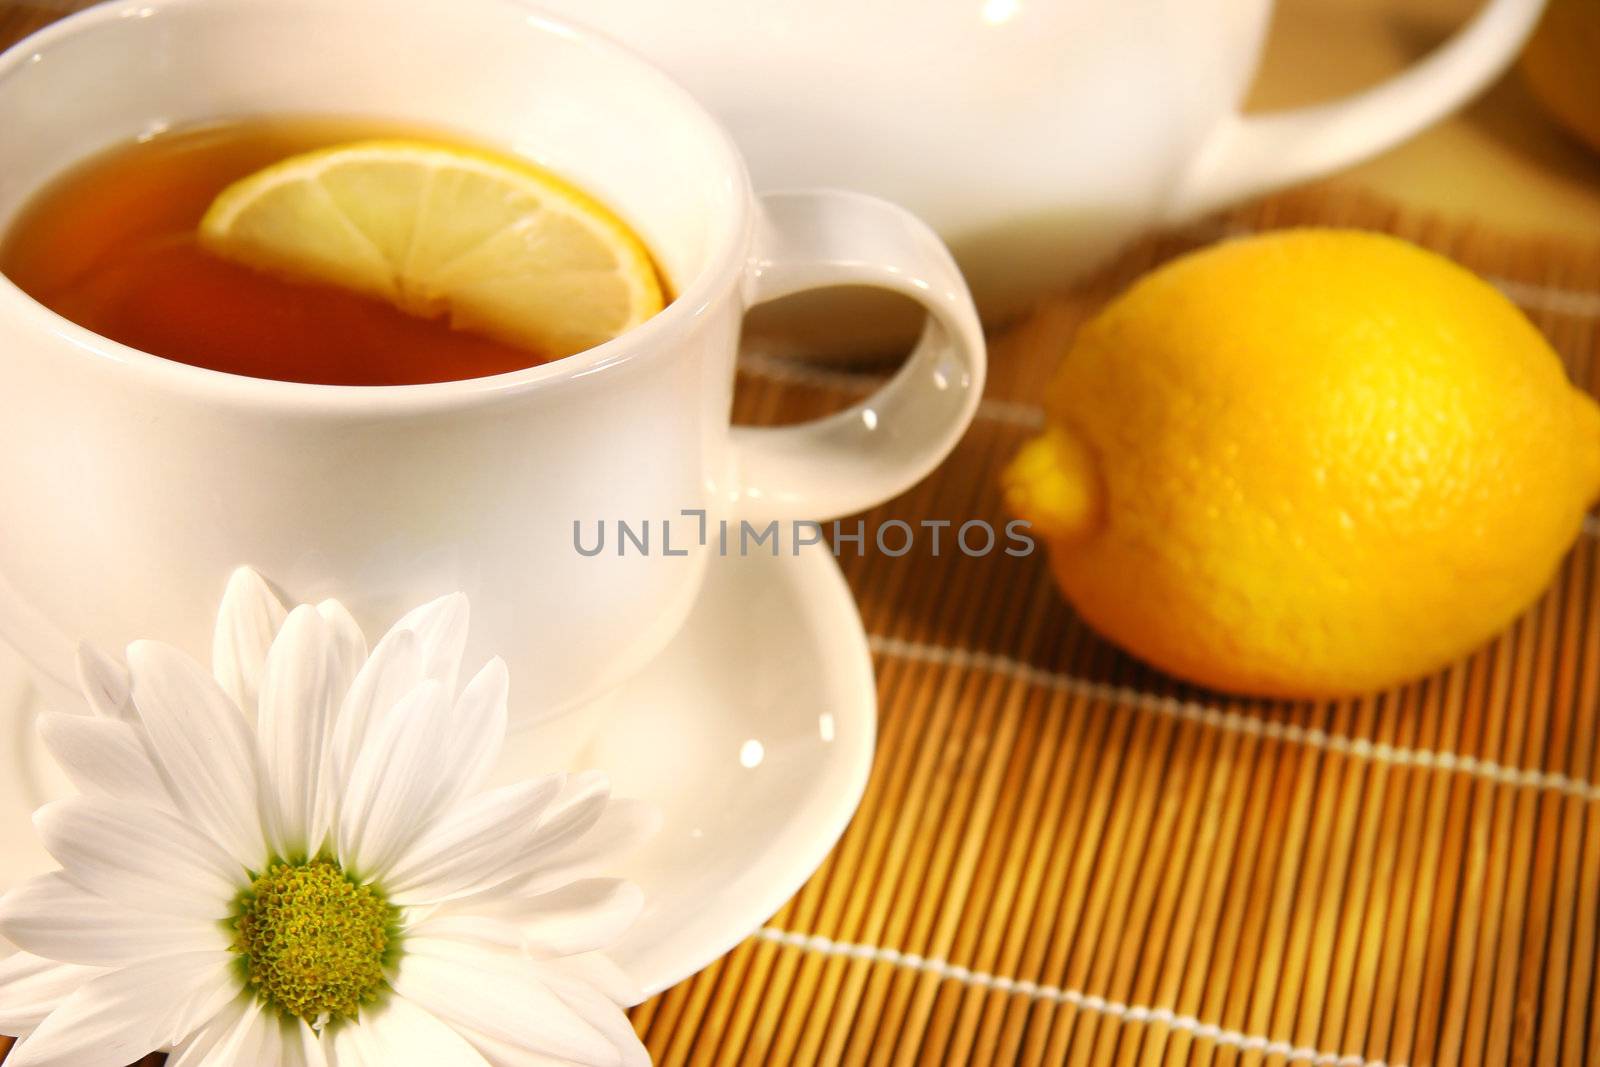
[539, 0, 1544, 323]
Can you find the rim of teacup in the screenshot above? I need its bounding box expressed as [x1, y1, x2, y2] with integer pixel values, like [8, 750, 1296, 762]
[0, 0, 755, 414]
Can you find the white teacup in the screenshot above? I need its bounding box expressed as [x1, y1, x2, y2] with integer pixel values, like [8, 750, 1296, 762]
[0, 0, 985, 718]
[540, 0, 1547, 325]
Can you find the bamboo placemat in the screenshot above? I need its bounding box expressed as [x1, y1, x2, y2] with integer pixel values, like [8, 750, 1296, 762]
[4, 5, 1600, 1066]
[6, 195, 1596, 1067]
[626, 195, 1600, 1067]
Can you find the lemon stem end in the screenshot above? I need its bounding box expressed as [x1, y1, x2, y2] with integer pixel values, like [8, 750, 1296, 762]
[1002, 426, 1102, 544]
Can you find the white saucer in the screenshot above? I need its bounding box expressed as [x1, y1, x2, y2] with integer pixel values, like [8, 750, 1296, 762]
[0, 543, 876, 997]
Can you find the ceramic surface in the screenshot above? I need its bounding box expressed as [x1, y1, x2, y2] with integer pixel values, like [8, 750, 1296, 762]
[0, 542, 877, 996]
[0, 0, 984, 720]
[542, 0, 1548, 318]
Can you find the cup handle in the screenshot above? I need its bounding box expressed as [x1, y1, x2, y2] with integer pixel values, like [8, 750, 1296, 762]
[730, 190, 987, 523]
[1165, 0, 1547, 219]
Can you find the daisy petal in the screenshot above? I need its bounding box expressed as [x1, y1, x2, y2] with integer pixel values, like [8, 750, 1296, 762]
[402, 914, 526, 952]
[0, 872, 228, 967]
[331, 594, 468, 787]
[385, 775, 565, 904]
[36, 713, 172, 813]
[258, 606, 344, 856]
[435, 776, 637, 913]
[535, 953, 641, 1008]
[279, 1013, 329, 1067]
[0, 951, 104, 1035]
[163, 997, 250, 1067]
[329, 996, 490, 1067]
[498, 799, 661, 899]
[127, 640, 269, 868]
[210, 567, 288, 717]
[35, 798, 244, 919]
[501, 880, 644, 958]
[452, 1024, 617, 1067]
[317, 599, 368, 679]
[6, 950, 238, 1067]
[230, 1004, 292, 1067]
[441, 658, 509, 805]
[392, 938, 619, 1066]
[527, 772, 612, 845]
[402, 883, 644, 963]
[171, 997, 326, 1067]
[73, 646, 134, 723]
[337, 680, 455, 877]
[330, 627, 423, 789]
[524, 960, 649, 1067]
[392, 593, 470, 693]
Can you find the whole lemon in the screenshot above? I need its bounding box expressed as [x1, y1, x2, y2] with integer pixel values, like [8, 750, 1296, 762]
[1004, 230, 1600, 699]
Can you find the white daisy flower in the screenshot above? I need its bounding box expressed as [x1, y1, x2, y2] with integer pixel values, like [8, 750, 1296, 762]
[0, 568, 656, 1067]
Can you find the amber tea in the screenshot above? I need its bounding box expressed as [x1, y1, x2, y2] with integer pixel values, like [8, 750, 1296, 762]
[0, 117, 663, 386]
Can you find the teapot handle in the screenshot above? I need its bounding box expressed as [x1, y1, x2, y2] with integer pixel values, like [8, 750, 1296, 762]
[1166, 0, 1547, 219]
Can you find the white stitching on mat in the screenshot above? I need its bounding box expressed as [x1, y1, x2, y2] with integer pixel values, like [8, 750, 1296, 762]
[755, 928, 1400, 1067]
[1485, 277, 1600, 319]
[866, 634, 1600, 802]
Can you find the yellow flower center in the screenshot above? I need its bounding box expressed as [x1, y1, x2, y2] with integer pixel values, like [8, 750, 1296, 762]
[230, 858, 397, 1024]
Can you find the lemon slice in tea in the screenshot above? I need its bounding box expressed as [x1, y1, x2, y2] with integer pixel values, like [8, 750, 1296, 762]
[200, 139, 664, 360]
